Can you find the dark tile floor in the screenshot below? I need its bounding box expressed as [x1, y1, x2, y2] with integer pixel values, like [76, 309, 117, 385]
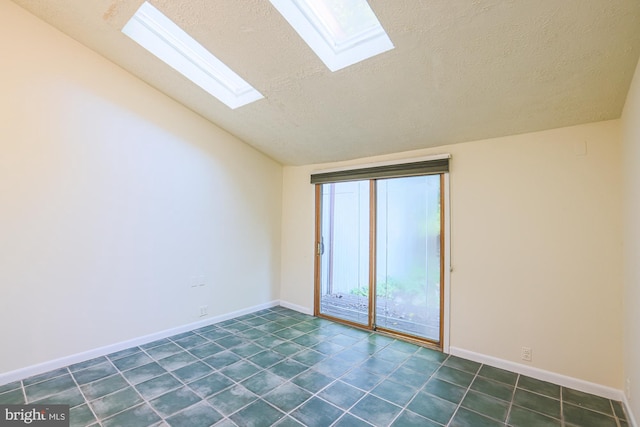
[0, 306, 628, 427]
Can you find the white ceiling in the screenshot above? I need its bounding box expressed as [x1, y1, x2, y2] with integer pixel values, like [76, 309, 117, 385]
[11, 0, 640, 165]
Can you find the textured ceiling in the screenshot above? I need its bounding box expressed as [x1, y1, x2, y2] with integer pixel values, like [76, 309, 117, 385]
[11, 0, 640, 165]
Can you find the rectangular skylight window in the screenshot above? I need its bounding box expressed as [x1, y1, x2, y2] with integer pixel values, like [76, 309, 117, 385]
[270, 0, 394, 71]
[122, 2, 263, 109]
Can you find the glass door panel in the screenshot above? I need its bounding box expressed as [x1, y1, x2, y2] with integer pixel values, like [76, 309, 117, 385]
[318, 181, 370, 326]
[375, 175, 441, 341]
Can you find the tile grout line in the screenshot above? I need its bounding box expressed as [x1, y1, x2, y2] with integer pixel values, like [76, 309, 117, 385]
[67, 366, 103, 427]
[505, 373, 519, 426]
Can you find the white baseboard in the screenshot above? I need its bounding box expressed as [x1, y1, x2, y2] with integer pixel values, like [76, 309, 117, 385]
[279, 300, 313, 315]
[621, 394, 639, 427]
[449, 347, 624, 402]
[449, 347, 639, 426]
[0, 300, 280, 387]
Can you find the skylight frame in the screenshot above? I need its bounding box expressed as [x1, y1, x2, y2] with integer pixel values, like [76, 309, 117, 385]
[122, 2, 263, 109]
[270, 0, 394, 72]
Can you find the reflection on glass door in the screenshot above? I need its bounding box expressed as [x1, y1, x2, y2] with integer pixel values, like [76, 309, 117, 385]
[375, 175, 441, 341]
[317, 180, 370, 326]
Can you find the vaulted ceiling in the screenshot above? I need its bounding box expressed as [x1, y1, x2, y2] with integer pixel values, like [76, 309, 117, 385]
[11, 0, 640, 165]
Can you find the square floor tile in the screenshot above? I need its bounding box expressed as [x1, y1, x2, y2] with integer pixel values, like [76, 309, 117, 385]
[253, 335, 286, 349]
[290, 349, 326, 366]
[190, 342, 226, 359]
[149, 386, 202, 417]
[140, 338, 171, 350]
[349, 394, 402, 426]
[443, 356, 481, 374]
[360, 356, 398, 376]
[332, 413, 372, 427]
[563, 387, 614, 414]
[449, 407, 504, 427]
[230, 343, 264, 358]
[188, 372, 234, 398]
[248, 350, 286, 368]
[107, 347, 141, 361]
[313, 358, 353, 378]
[242, 371, 285, 396]
[165, 401, 223, 427]
[387, 365, 431, 389]
[0, 388, 25, 404]
[470, 376, 514, 402]
[25, 374, 76, 401]
[263, 382, 312, 412]
[229, 399, 286, 427]
[508, 405, 561, 427]
[372, 378, 417, 406]
[81, 374, 129, 400]
[135, 373, 182, 400]
[172, 362, 213, 383]
[156, 352, 198, 372]
[121, 362, 166, 385]
[423, 378, 466, 404]
[69, 357, 108, 373]
[517, 375, 560, 399]
[275, 416, 305, 427]
[563, 403, 617, 427]
[69, 403, 97, 427]
[391, 410, 441, 427]
[146, 342, 183, 360]
[460, 390, 509, 422]
[112, 352, 153, 371]
[221, 361, 261, 382]
[406, 391, 457, 425]
[33, 386, 85, 408]
[101, 403, 160, 427]
[23, 368, 69, 386]
[272, 342, 305, 357]
[89, 387, 143, 419]
[215, 336, 246, 349]
[434, 365, 475, 388]
[72, 363, 117, 385]
[375, 348, 411, 364]
[202, 351, 241, 370]
[478, 365, 518, 386]
[400, 355, 440, 376]
[341, 367, 383, 391]
[207, 385, 257, 416]
[291, 369, 333, 393]
[290, 397, 344, 427]
[416, 347, 448, 363]
[173, 334, 208, 349]
[514, 388, 561, 419]
[268, 360, 308, 380]
[0, 381, 21, 395]
[317, 381, 365, 410]
[273, 328, 305, 340]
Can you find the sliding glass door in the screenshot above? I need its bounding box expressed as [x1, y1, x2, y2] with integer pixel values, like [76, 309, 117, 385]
[317, 181, 371, 327]
[315, 173, 444, 345]
[375, 175, 442, 341]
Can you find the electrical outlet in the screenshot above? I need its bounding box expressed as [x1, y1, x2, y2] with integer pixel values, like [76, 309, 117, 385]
[521, 346, 532, 362]
[199, 305, 208, 317]
[198, 275, 205, 287]
[626, 378, 631, 399]
[190, 275, 198, 288]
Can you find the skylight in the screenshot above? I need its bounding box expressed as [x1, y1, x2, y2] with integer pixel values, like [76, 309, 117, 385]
[122, 2, 263, 109]
[270, 0, 394, 71]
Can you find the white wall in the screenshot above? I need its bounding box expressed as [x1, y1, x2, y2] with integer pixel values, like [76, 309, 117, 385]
[281, 120, 623, 389]
[622, 57, 640, 421]
[0, 1, 282, 374]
